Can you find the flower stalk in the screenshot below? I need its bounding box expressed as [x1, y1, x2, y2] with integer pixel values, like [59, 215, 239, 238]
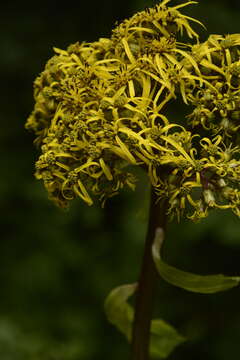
[131, 188, 167, 360]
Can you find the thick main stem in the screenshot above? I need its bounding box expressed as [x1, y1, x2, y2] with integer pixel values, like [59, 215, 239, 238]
[131, 187, 167, 360]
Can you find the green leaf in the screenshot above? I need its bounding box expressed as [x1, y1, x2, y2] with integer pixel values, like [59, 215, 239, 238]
[104, 284, 185, 359]
[104, 283, 136, 340]
[150, 319, 185, 359]
[152, 228, 240, 294]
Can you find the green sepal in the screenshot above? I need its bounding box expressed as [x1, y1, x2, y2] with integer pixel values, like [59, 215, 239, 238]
[104, 284, 185, 359]
[152, 228, 240, 294]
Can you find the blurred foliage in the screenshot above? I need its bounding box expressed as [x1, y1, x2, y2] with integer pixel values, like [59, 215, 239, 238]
[105, 283, 185, 358]
[1, 0, 240, 359]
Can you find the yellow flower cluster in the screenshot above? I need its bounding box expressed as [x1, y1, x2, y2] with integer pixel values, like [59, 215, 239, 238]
[26, 0, 240, 221]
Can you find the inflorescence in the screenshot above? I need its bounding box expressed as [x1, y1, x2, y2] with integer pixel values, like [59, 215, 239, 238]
[26, 0, 240, 221]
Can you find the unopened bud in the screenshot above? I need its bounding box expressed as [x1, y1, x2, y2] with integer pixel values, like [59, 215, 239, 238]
[203, 189, 215, 207]
[217, 178, 226, 187]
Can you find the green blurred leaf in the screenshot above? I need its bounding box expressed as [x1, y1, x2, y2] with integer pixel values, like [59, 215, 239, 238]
[150, 319, 185, 359]
[152, 228, 240, 294]
[104, 284, 185, 359]
[104, 283, 136, 340]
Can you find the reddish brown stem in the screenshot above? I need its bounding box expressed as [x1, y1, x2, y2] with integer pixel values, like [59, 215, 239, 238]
[131, 188, 168, 360]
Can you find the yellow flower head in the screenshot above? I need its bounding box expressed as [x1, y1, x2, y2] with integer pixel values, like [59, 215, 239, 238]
[26, 1, 240, 221]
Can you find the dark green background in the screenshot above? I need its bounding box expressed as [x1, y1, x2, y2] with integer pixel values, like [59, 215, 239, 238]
[1, 0, 240, 359]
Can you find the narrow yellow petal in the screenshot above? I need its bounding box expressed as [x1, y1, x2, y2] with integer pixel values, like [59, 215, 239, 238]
[152, 20, 170, 37]
[128, 80, 135, 98]
[115, 136, 137, 164]
[122, 38, 136, 64]
[134, 150, 150, 165]
[77, 180, 93, 205]
[99, 158, 113, 180]
[173, 48, 201, 75]
[161, 135, 195, 165]
[53, 47, 69, 56]
[200, 59, 225, 76]
[55, 161, 70, 171]
[128, 26, 155, 35]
